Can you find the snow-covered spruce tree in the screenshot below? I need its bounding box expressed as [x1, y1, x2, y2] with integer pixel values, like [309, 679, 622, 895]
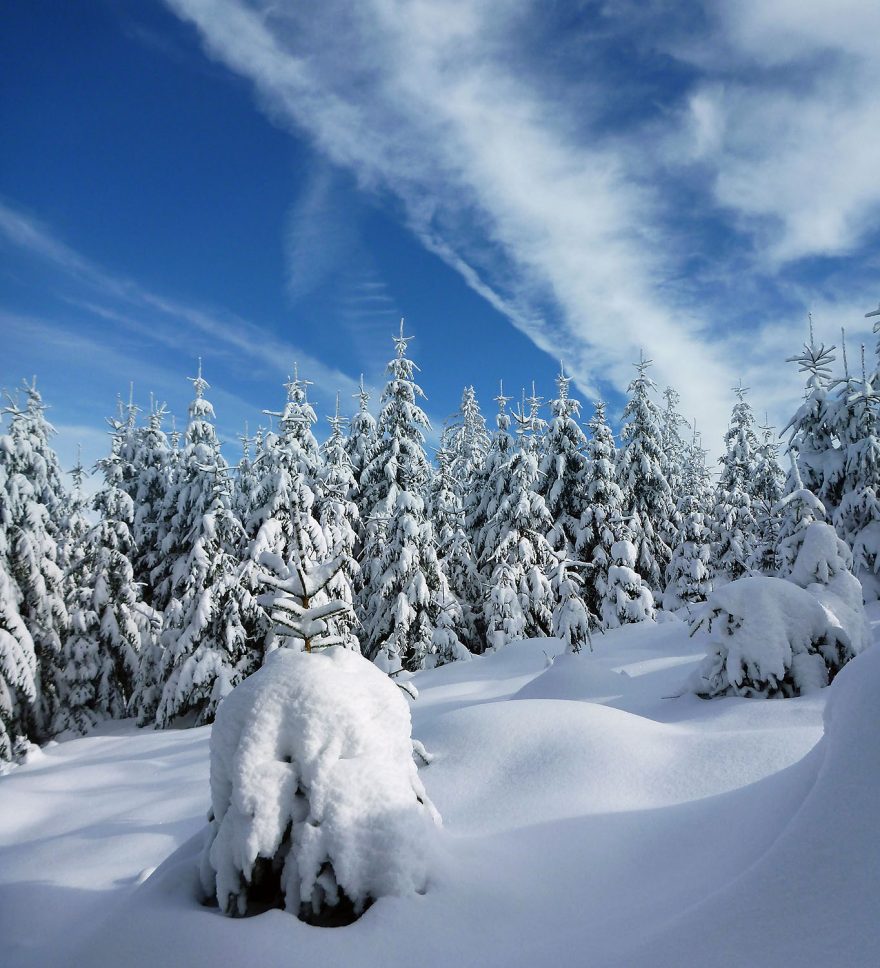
[525, 382, 548, 472]
[358, 321, 461, 672]
[316, 395, 361, 652]
[0, 454, 36, 763]
[711, 383, 760, 584]
[661, 388, 687, 498]
[541, 364, 589, 555]
[155, 364, 262, 728]
[430, 437, 480, 652]
[833, 346, 880, 599]
[247, 375, 326, 587]
[56, 425, 146, 732]
[345, 374, 377, 495]
[664, 433, 713, 609]
[465, 382, 516, 588]
[601, 531, 656, 629]
[774, 455, 829, 581]
[782, 323, 840, 506]
[576, 400, 625, 618]
[550, 556, 597, 653]
[749, 418, 786, 575]
[232, 424, 260, 527]
[0, 381, 68, 740]
[482, 400, 555, 644]
[130, 400, 172, 602]
[616, 353, 675, 596]
[446, 385, 490, 498]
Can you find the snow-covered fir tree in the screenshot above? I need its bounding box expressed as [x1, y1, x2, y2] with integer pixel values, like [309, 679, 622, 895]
[345, 375, 377, 493]
[466, 382, 516, 582]
[774, 455, 829, 581]
[56, 424, 146, 732]
[482, 399, 555, 644]
[749, 418, 786, 575]
[0, 381, 68, 740]
[316, 395, 360, 651]
[232, 424, 260, 525]
[550, 556, 596, 653]
[358, 321, 460, 672]
[541, 365, 589, 555]
[0, 454, 36, 762]
[833, 346, 880, 599]
[602, 533, 656, 629]
[782, 321, 839, 505]
[130, 400, 172, 602]
[576, 400, 626, 619]
[446, 385, 490, 498]
[430, 436, 481, 650]
[665, 433, 713, 609]
[154, 363, 262, 728]
[615, 354, 674, 595]
[712, 383, 760, 583]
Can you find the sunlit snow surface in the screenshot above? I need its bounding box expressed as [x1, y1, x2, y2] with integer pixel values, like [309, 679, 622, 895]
[2, 605, 878, 967]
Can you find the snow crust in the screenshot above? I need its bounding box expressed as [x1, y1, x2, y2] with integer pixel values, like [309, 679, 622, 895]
[199, 647, 438, 921]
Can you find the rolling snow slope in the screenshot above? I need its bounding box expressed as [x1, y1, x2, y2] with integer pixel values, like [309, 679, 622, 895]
[1, 608, 877, 968]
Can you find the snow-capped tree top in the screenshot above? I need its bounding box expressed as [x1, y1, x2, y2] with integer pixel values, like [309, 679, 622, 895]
[446, 385, 490, 490]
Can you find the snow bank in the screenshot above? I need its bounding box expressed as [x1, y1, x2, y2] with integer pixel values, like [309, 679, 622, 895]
[199, 647, 440, 922]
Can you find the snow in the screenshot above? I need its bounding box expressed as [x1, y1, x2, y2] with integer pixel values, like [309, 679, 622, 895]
[1, 606, 878, 967]
[200, 647, 438, 920]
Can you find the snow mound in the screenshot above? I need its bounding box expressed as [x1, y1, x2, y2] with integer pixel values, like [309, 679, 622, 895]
[199, 647, 440, 923]
[612, 622, 880, 967]
[512, 652, 630, 704]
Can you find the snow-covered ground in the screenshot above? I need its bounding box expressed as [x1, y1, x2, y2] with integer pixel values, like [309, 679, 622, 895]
[2, 607, 878, 968]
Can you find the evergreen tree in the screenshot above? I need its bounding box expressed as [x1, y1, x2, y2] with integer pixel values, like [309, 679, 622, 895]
[358, 321, 459, 671]
[602, 533, 656, 629]
[782, 321, 839, 503]
[712, 383, 760, 583]
[550, 556, 596, 653]
[0, 381, 68, 739]
[155, 363, 262, 727]
[431, 437, 481, 650]
[131, 400, 172, 602]
[0, 454, 36, 762]
[660, 387, 687, 550]
[56, 425, 145, 732]
[345, 375, 377, 493]
[774, 456, 828, 580]
[616, 354, 674, 594]
[232, 424, 260, 526]
[833, 345, 880, 598]
[317, 395, 361, 651]
[577, 401, 626, 618]
[665, 434, 713, 609]
[750, 418, 785, 575]
[446, 385, 490, 498]
[466, 383, 516, 580]
[541, 365, 589, 555]
[482, 400, 555, 643]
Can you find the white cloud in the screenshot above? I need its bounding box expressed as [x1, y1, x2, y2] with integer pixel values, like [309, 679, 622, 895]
[672, 0, 880, 264]
[163, 0, 743, 448]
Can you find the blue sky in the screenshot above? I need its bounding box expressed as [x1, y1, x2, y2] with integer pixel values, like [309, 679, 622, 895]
[2, 0, 879, 478]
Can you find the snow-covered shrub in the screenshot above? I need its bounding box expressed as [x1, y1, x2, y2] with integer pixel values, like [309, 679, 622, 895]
[691, 524, 867, 699]
[199, 647, 440, 923]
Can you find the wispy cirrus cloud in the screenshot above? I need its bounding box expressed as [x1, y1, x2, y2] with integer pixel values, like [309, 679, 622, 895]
[0, 197, 361, 404]
[160, 0, 879, 455]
